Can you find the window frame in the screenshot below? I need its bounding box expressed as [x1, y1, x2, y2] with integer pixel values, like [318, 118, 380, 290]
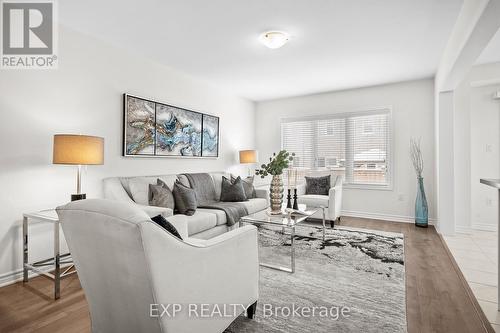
[280, 106, 394, 191]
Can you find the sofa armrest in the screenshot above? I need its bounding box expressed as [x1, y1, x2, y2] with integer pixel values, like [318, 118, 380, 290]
[255, 187, 269, 199]
[254, 187, 270, 207]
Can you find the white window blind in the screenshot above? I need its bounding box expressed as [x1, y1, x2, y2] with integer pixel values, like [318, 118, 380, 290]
[281, 109, 391, 187]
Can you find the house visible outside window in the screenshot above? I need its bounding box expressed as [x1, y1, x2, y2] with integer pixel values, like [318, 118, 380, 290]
[281, 108, 392, 189]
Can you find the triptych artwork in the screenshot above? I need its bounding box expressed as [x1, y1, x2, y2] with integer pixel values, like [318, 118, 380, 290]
[123, 94, 219, 157]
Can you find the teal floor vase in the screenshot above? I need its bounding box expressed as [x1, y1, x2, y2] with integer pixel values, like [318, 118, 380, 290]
[415, 177, 428, 228]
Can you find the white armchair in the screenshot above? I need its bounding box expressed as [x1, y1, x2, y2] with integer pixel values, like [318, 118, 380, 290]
[56, 199, 259, 333]
[296, 176, 343, 227]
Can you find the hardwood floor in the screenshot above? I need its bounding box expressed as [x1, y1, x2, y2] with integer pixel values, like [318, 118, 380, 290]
[0, 217, 494, 333]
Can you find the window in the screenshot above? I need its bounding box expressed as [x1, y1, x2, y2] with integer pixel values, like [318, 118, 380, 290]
[281, 108, 392, 188]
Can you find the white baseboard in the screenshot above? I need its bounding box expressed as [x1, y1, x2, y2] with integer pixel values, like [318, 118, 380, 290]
[0, 266, 53, 288]
[341, 210, 436, 225]
[455, 225, 472, 234]
[471, 223, 497, 232]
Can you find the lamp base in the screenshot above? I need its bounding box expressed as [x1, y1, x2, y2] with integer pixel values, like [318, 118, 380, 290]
[71, 193, 86, 201]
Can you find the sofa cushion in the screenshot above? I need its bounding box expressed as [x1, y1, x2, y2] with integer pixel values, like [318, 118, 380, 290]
[197, 208, 227, 226]
[157, 175, 180, 191]
[182, 211, 217, 235]
[298, 194, 329, 208]
[126, 175, 180, 205]
[129, 178, 157, 205]
[240, 198, 268, 214]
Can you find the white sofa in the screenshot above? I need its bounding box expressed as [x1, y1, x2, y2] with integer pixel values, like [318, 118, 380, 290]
[57, 199, 259, 333]
[103, 172, 269, 239]
[296, 175, 343, 227]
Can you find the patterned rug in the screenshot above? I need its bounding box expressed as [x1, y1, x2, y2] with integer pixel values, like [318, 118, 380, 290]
[226, 224, 406, 333]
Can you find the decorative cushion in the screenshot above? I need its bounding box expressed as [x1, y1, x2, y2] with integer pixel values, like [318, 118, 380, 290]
[220, 176, 247, 202]
[151, 215, 183, 240]
[231, 175, 256, 199]
[172, 180, 197, 216]
[210, 172, 231, 200]
[305, 175, 331, 195]
[149, 179, 175, 209]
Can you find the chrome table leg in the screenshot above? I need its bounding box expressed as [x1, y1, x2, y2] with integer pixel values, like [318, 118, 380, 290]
[23, 217, 28, 282]
[291, 226, 295, 273]
[321, 206, 326, 242]
[54, 220, 60, 299]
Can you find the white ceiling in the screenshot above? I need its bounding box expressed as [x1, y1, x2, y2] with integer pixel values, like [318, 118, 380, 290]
[60, 0, 463, 101]
[476, 28, 500, 65]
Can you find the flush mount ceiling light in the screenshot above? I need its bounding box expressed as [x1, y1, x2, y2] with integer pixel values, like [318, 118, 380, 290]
[258, 31, 290, 49]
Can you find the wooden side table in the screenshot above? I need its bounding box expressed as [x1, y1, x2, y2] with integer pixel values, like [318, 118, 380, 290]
[23, 209, 76, 299]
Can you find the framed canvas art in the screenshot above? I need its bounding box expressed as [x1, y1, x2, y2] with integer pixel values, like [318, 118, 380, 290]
[202, 114, 219, 157]
[155, 103, 202, 156]
[123, 94, 219, 158]
[124, 95, 156, 156]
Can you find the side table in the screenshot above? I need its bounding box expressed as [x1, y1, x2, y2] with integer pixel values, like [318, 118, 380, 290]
[23, 209, 76, 299]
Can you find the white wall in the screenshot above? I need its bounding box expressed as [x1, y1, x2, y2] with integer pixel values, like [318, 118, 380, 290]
[255, 79, 436, 222]
[433, 0, 500, 235]
[0, 27, 255, 284]
[454, 62, 500, 231]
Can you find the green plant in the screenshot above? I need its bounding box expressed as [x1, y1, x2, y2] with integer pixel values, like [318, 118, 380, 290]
[255, 150, 294, 178]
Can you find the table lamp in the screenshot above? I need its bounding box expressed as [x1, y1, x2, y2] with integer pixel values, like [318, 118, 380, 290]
[53, 134, 104, 201]
[239, 149, 258, 176]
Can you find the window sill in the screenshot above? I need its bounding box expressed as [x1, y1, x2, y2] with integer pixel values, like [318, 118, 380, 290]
[343, 183, 393, 191]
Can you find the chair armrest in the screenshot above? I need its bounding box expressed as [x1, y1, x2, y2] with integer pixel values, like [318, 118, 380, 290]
[140, 224, 259, 332]
[328, 184, 343, 220]
[135, 203, 173, 219]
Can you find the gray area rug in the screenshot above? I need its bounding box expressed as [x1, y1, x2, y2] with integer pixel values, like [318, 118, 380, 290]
[226, 224, 406, 333]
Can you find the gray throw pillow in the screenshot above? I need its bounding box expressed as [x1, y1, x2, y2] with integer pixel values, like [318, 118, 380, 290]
[149, 179, 175, 210]
[172, 180, 197, 216]
[220, 176, 247, 202]
[231, 175, 256, 199]
[305, 175, 331, 195]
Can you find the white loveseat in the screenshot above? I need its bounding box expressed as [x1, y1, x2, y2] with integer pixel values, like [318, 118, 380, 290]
[57, 199, 259, 333]
[103, 172, 269, 239]
[296, 175, 343, 227]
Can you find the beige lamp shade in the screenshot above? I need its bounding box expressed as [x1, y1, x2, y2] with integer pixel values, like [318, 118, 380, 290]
[53, 134, 104, 165]
[239, 150, 258, 164]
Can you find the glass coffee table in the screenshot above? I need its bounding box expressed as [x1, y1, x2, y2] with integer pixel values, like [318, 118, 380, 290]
[240, 205, 326, 273]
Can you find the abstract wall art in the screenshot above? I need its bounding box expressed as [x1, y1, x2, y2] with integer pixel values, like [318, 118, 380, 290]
[202, 114, 219, 157]
[124, 96, 156, 156]
[123, 94, 219, 158]
[155, 103, 202, 157]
